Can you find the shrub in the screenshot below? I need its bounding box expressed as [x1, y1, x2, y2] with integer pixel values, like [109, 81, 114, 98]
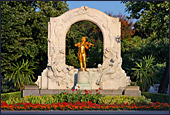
[98, 95, 151, 105]
[141, 92, 169, 104]
[6, 97, 24, 104]
[129, 82, 136, 86]
[1, 91, 21, 101]
[5, 91, 169, 106]
[1, 78, 19, 93]
[5, 90, 103, 105]
[132, 55, 156, 92]
[6, 59, 35, 91]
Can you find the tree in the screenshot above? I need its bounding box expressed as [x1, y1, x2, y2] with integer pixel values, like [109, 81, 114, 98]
[121, 35, 169, 84]
[158, 60, 169, 93]
[123, 1, 169, 39]
[122, 1, 169, 93]
[1, 1, 69, 91]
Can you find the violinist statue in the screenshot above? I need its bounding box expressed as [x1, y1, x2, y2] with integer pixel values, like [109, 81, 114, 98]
[75, 37, 94, 71]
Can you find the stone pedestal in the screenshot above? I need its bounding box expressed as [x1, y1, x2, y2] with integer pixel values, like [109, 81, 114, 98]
[23, 85, 40, 96]
[75, 71, 91, 90]
[125, 86, 141, 97]
[23, 85, 141, 97]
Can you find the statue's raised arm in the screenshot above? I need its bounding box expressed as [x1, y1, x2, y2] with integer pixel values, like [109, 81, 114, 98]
[75, 42, 80, 47]
[85, 42, 94, 49]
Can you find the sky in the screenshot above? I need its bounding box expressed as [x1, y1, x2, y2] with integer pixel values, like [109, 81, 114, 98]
[67, 1, 127, 15]
[36, 1, 137, 23]
[67, 1, 137, 23]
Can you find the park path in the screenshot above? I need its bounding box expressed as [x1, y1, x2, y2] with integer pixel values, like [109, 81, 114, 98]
[1, 110, 169, 114]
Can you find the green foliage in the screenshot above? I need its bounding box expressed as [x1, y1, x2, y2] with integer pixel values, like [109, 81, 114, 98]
[132, 55, 156, 92]
[57, 90, 103, 104]
[98, 95, 113, 105]
[122, 1, 169, 94]
[4, 91, 155, 106]
[130, 82, 136, 86]
[141, 92, 169, 104]
[24, 95, 56, 104]
[121, 36, 169, 82]
[1, 79, 19, 93]
[1, 1, 69, 90]
[5, 90, 104, 104]
[1, 91, 21, 101]
[123, 1, 169, 39]
[5, 59, 35, 90]
[134, 95, 151, 105]
[28, 82, 37, 85]
[66, 49, 79, 67]
[6, 97, 24, 105]
[121, 36, 151, 77]
[154, 63, 166, 84]
[98, 95, 151, 105]
[66, 21, 103, 68]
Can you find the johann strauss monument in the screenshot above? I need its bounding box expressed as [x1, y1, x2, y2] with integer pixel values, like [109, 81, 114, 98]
[24, 6, 141, 97]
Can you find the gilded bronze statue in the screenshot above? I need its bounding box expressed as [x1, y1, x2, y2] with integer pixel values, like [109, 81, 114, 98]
[75, 37, 94, 71]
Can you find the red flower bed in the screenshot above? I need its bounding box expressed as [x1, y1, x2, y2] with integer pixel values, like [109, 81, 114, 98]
[1, 101, 169, 111]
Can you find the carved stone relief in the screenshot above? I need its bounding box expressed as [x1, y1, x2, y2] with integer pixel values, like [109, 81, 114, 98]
[35, 6, 131, 90]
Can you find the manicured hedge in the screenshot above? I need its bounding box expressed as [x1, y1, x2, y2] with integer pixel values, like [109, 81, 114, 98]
[141, 92, 169, 104]
[1, 91, 21, 101]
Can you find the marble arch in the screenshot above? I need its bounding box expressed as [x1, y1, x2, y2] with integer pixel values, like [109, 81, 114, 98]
[35, 6, 130, 90]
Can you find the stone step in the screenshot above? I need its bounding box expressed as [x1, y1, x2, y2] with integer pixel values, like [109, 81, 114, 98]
[23, 86, 141, 97]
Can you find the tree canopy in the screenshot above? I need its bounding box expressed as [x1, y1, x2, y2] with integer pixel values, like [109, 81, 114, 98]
[122, 1, 169, 93]
[123, 1, 169, 39]
[1, 1, 69, 90]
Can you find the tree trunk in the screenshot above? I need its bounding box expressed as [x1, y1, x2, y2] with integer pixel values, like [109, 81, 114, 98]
[158, 61, 169, 94]
[18, 81, 22, 91]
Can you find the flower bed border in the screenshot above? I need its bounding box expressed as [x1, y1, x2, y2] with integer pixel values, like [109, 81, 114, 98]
[1, 101, 169, 111]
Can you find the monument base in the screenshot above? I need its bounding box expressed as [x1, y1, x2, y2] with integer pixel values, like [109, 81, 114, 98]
[75, 71, 91, 90]
[125, 86, 141, 97]
[75, 83, 91, 90]
[23, 85, 141, 97]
